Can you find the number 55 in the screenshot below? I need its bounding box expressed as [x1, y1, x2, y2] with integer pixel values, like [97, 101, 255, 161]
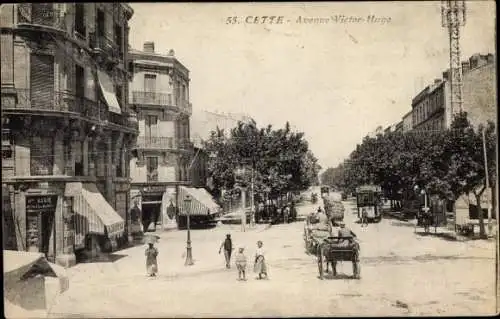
[226, 16, 237, 24]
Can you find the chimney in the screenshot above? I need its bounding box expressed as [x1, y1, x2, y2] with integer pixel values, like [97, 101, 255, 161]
[143, 41, 155, 53]
[461, 61, 470, 74]
[442, 69, 450, 81]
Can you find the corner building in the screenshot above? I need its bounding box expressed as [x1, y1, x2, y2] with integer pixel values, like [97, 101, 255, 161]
[1, 4, 137, 267]
[128, 42, 194, 231]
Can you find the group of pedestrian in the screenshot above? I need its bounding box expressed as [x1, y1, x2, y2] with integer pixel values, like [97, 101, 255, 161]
[219, 234, 268, 281]
[144, 233, 268, 281]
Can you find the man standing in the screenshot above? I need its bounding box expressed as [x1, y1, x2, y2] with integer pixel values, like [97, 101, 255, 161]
[361, 208, 369, 227]
[219, 234, 233, 269]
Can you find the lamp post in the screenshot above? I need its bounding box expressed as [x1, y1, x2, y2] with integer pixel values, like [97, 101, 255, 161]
[184, 195, 194, 266]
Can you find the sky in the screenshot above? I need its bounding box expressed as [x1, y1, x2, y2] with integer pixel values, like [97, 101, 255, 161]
[128, 1, 496, 170]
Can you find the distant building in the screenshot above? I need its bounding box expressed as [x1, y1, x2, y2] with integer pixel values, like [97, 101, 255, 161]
[412, 53, 496, 132]
[395, 121, 403, 133]
[402, 110, 413, 132]
[128, 41, 194, 230]
[190, 110, 252, 147]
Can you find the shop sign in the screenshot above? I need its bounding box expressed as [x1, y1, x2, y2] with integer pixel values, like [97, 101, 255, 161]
[26, 195, 58, 213]
[143, 186, 165, 194]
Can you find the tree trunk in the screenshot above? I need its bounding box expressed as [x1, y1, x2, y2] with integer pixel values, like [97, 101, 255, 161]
[474, 191, 487, 239]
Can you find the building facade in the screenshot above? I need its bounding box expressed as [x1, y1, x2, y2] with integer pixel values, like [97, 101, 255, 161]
[412, 53, 496, 132]
[402, 110, 413, 132]
[1, 3, 137, 267]
[128, 42, 194, 231]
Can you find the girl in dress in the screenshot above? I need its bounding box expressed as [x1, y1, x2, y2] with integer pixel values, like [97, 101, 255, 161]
[145, 243, 159, 277]
[253, 241, 268, 280]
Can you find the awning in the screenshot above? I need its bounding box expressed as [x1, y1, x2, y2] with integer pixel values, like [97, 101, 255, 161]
[178, 186, 221, 216]
[66, 183, 125, 241]
[97, 70, 122, 114]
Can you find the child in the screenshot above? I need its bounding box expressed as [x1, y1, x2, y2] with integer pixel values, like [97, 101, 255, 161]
[235, 247, 247, 281]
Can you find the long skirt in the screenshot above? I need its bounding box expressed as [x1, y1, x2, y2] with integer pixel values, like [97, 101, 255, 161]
[253, 256, 267, 274]
[146, 260, 158, 275]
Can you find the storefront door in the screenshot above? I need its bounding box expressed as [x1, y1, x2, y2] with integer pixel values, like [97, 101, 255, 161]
[26, 195, 57, 262]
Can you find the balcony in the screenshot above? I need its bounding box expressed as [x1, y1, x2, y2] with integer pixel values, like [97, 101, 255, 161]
[131, 91, 192, 115]
[4, 89, 109, 123]
[134, 137, 193, 151]
[89, 33, 121, 65]
[17, 4, 66, 33]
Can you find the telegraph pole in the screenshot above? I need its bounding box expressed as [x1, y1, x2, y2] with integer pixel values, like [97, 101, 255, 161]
[441, 0, 466, 117]
[482, 129, 492, 236]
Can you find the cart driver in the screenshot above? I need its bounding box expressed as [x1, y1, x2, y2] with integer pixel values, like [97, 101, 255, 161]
[337, 222, 357, 247]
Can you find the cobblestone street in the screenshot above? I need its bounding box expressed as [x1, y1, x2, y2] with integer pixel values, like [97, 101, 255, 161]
[49, 198, 497, 317]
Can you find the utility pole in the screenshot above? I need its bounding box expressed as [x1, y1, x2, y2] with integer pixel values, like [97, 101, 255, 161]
[250, 163, 255, 227]
[482, 129, 492, 236]
[441, 0, 466, 117]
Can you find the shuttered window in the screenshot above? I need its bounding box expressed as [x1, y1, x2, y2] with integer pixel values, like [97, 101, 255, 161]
[145, 115, 158, 140]
[144, 74, 156, 93]
[31, 136, 54, 175]
[30, 54, 54, 110]
[147, 157, 158, 182]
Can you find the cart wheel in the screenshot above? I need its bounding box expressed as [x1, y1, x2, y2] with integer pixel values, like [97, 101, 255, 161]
[318, 249, 324, 279]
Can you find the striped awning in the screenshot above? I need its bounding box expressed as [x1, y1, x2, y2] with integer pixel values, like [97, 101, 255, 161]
[97, 70, 122, 114]
[66, 183, 125, 242]
[178, 186, 220, 216]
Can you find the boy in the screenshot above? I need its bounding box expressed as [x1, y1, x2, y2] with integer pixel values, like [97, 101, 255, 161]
[235, 247, 247, 281]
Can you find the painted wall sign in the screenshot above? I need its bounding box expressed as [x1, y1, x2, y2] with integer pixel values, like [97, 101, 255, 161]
[26, 195, 58, 213]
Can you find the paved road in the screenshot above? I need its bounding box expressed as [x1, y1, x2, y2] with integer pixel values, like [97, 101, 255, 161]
[49, 195, 497, 317]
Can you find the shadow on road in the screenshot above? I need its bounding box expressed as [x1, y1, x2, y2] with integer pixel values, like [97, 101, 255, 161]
[414, 231, 458, 242]
[76, 253, 128, 264]
[318, 272, 359, 280]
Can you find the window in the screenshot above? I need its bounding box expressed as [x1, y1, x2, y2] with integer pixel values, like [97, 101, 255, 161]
[114, 24, 123, 58]
[74, 4, 86, 36]
[75, 65, 85, 97]
[115, 85, 123, 108]
[2, 129, 13, 160]
[31, 136, 54, 175]
[144, 74, 156, 93]
[146, 157, 158, 182]
[30, 54, 54, 110]
[97, 9, 105, 37]
[116, 147, 124, 177]
[145, 115, 158, 141]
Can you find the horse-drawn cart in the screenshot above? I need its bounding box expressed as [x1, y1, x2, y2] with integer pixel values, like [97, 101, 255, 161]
[303, 225, 331, 255]
[317, 237, 360, 280]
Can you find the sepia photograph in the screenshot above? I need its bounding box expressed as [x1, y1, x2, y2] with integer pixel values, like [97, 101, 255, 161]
[1, 1, 498, 317]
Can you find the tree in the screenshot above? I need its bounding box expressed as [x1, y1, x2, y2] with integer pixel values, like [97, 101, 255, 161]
[439, 113, 497, 238]
[204, 119, 320, 205]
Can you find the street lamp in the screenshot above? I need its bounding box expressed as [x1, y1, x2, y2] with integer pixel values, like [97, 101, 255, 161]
[184, 195, 194, 266]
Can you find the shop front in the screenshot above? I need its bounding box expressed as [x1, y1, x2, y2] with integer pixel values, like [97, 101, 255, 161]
[65, 182, 125, 257]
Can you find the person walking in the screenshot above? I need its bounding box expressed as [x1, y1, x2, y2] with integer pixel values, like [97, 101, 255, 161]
[219, 234, 233, 269]
[284, 205, 290, 224]
[235, 247, 248, 281]
[361, 208, 369, 227]
[145, 243, 159, 277]
[253, 240, 268, 280]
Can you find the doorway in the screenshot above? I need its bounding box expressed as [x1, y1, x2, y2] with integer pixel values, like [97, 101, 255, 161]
[26, 195, 57, 262]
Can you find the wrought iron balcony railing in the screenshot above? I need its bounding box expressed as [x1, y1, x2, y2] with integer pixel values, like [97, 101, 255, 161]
[131, 91, 192, 114]
[10, 89, 108, 122]
[17, 4, 66, 31]
[134, 137, 193, 150]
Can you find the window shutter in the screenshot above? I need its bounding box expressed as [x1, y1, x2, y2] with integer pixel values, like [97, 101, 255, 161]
[30, 54, 54, 110]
